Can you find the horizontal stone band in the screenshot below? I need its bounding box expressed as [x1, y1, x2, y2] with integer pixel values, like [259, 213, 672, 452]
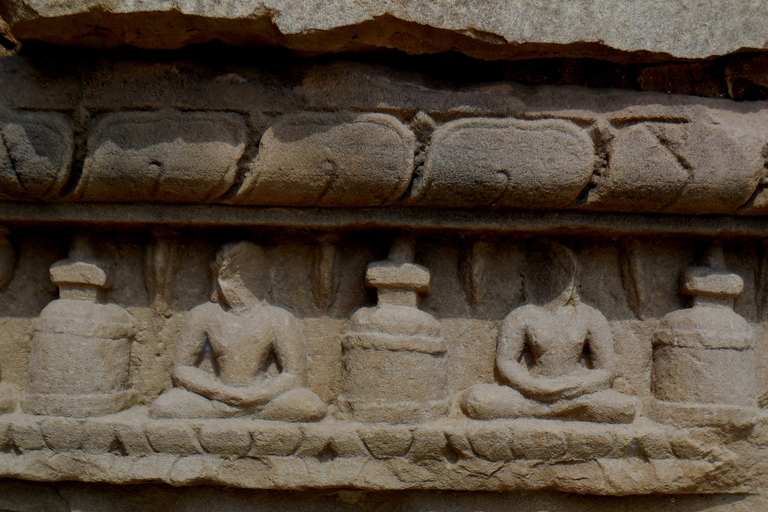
[343, 333, 447, 354]
[3, 58, 768, 216]
[0, 413, 742, 494]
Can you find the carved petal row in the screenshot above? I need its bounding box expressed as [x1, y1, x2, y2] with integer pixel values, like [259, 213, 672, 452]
[0, 414, 754, 493]
[2, 108, 768, 214]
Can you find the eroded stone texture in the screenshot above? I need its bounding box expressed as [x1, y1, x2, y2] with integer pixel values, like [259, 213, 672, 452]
[0, 412, 746, 493]
[460, 242, 636, 423]
[1, 53, 768, 501]
[0, 59, 767, 215]
[0, 227, 763, 494]
[150, 241, 326, 422]
[651, 243, 759, 429]
[584, 117, 766, 214]
[2, 0, 768, 62]
[236, 113, 414, 207]
[77, 111, 246, 203]
[339, 237, 447, 423]
[0, 112, 72, 201]
[411, 118, 595, 209]
[24, 239, 135, 417]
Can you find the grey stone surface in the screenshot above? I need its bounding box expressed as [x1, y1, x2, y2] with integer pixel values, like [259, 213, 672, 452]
[0, 227, 765, 494]
[2, 0, 768, 61]
[236, 113, 414, 207]
[2, 19, 768, 504]
[77, 111, 246, 203]
[0, 411, 752, 493]
[1, 57, 768, 215]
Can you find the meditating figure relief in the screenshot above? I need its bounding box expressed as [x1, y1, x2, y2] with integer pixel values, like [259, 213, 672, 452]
[151, 241, 326, 422]
[460, 242, 636, 423]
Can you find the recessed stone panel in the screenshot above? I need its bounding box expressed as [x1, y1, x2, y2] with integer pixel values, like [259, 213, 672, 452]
[236, 113, 414, 207]
[0, 112, 73, 201]
[413, 118, 595, 209]
[77, 111, 246, 203]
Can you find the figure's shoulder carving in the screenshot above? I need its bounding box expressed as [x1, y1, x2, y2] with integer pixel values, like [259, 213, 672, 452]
[502, 303, 540, 325]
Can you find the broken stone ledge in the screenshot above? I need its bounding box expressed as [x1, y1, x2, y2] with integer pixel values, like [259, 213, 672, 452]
[3, 57, 768, 217]
[0, 410, 759, 494]
[1, 0, 768, 62]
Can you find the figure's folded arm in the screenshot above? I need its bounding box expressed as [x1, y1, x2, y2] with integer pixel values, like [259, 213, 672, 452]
[170, 307, 249, 405]
[497, 310, 570, 402]
[208, 308, 306, 408]
[172, 365, 233, 402]
[230, 373, 299, 406]
[497, 309, 594, 402]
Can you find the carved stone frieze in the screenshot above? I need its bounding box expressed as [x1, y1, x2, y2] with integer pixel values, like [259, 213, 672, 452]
[76, 111, 247, 203]
[411, 118, 596, 209]
[0, 56, 768, 498]
[236, 113, 415, 207]
[0, 227, 763, 494]
[0, 413, 746, 494]
[0, 59, 768, 215]
[0, 112, 73, 201]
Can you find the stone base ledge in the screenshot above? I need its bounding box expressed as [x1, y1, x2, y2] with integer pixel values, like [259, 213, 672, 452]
[0, 409, 756, 494]
[0, 451, 742, 495]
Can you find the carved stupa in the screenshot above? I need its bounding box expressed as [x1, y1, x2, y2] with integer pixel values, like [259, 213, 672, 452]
[339, 237, 448, 423]
[24, 237, 135, 417]
[651, 243, 757, 428]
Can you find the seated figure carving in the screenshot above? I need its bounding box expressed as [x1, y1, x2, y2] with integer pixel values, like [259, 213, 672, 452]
[151, 242, 326, 422]
[460, 243, 636, 423]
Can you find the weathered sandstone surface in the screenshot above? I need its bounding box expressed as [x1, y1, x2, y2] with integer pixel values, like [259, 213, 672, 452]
[2, 0, 768, 61]
[2, 58, 768, 216]
[3, 0, 768, 507]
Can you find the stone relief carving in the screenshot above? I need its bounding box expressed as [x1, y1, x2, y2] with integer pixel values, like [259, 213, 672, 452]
[1, 64, 768, 216]
[74, 111, 247, 203]
[0, 229, 760, 494]
[143, 229, 182, 316]
[235, 112, 415, 207]
[0, 112, 73, 201]
[339, 237, 448, 423]
[150, 241, 327, 421]
[2, 34, 768, 505]
[408, 118, 596, 208]
[460, 242, 636, 423]
[650, 243, 758, 428]
[311, 234, 340, 312]
[585, 118, 764, 214]
[24, 237, 135, 417]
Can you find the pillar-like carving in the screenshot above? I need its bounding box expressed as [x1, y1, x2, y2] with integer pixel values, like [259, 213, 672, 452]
[24, 245, 135, 417]
[651, 243, 758, 427]
[339, 237, 448, 423]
